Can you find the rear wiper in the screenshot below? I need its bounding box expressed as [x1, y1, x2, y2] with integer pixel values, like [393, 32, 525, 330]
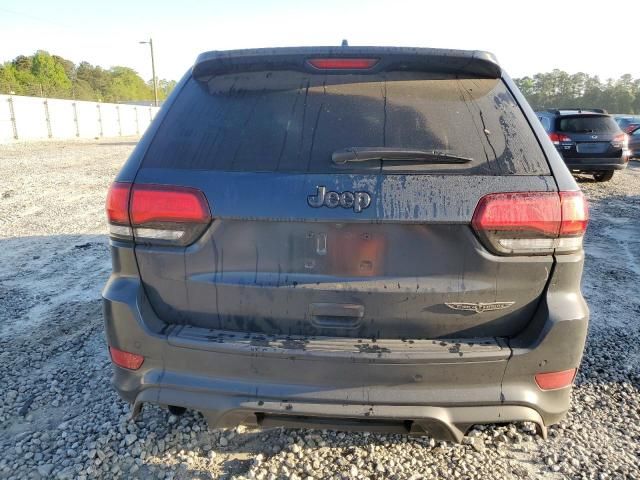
[332, 147, 473, 165]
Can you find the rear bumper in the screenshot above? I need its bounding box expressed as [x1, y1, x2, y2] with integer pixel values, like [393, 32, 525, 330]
[103, 251, 588, 441]
[563, 156, 628, 171]
[131, 381, 548, 441]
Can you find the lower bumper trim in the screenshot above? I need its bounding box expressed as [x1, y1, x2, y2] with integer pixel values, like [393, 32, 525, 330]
[133, 387, 547, 442]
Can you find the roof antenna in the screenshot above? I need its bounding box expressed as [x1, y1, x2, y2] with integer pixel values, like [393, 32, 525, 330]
[341, 39, 348, 47]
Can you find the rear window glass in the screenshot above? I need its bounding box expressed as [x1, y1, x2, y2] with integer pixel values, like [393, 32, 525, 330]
[559, 115, 620, 134]
[143, 72, 549, 175]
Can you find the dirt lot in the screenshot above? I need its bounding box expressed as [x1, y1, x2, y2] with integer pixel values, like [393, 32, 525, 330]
[0, 139, 639, 480]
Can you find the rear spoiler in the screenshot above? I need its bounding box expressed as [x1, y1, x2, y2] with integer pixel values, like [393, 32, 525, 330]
[192, 46, 501, 79]
[544, 108, 609, 115]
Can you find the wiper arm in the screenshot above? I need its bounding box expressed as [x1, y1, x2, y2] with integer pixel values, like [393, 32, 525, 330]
[332, 147, 473, 165]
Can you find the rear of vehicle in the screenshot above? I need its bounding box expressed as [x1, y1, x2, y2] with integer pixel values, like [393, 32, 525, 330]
[539, 110, 629, 181]
[103, 47, 589, 441]
[628, 126, 640, 159]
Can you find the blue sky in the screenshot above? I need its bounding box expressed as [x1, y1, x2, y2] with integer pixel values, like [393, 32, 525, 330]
[1, 0, 638, 82]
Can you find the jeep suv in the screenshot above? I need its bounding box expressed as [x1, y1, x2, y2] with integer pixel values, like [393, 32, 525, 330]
[103, 47, 589, 442]
[536, 109, 629, 181]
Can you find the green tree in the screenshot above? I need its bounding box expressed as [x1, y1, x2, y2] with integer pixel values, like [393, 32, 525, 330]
[31, 50, 71, 97]
[0, 63, 20, 94]
[157, 79, 177, 100]
[76, 62, 110, 100]
[105, 66, 152, 102]
[0, 50, 177, 102]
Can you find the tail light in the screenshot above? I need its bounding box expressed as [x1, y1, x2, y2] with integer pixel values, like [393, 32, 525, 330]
[612, 133, 628, 149]
[472, 191, 588, 255]
[535, 368, 576, 390]
[106, 182, 211, 246]
[548, 132, 572, 145]
[109, 346, 144, 370]
[307, 58, 379, 70]
[106, 182, 132, 238]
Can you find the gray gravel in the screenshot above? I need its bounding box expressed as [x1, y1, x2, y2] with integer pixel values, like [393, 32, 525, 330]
[0, 140, 639, 479]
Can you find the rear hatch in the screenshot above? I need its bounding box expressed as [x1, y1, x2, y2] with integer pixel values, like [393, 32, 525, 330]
[132, 48, 556, 340]
[555, 114, 624, 159]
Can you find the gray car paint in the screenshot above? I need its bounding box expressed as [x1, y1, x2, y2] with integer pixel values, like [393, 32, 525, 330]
[103, 47, 588, 440]
[629, 127, 640, 157]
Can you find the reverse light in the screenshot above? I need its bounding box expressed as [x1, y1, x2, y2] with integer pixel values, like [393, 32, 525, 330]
[307, 58, 379, 70]
[535, 368, 577, 390]
[105, 182, 211, 246]
[109, 346, 144, 370]
[472, 191, 588, 255]
[559, 191, 589, 237]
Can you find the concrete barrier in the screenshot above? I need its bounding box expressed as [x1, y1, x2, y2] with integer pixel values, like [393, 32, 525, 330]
[0, 95, 160, 143]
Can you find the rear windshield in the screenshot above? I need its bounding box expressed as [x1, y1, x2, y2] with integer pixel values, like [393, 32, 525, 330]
[143, 71, 549, 175]
[558, 115, 620, 134]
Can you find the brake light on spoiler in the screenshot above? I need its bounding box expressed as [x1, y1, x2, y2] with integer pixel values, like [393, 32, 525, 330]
[106, 182, 211, 246]
[472, 191, 588, 255]
[307, 58, 379, 70]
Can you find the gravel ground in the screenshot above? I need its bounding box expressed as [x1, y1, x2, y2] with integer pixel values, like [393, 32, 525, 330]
[0, 139, 639, 480]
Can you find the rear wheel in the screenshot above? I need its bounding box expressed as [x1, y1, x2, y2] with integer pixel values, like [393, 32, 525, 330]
[593, 171, 614, 182]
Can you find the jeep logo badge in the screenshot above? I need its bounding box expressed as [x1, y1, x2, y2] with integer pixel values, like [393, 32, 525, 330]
[307, 186, 371, 213]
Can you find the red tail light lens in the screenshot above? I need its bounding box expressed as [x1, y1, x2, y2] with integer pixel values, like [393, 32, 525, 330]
[109, 346, 144, 370]
[130, 185, 210, 224]
[472, 192, 561, 237]
[106, 182, 131, 225]
[106, 182, 133, 239]
[535, 368, 576, 390]
[548, 132, 572, 144]
[105, 182, 211, 245]
[472, 191, 588, 255]
[307, 58, 379, 70]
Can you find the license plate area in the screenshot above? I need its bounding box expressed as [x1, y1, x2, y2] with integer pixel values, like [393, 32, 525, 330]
[576, 142, 608, 154]
[304, 225, 386, 277]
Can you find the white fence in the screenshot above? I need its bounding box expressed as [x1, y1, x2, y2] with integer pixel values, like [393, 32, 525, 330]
[0, 95, 160, 143]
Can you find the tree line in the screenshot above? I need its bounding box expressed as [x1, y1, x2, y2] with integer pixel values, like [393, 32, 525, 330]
[514, 70, 640, 114]
[0, 50, 176, 103]
[1, 52, 640, 113]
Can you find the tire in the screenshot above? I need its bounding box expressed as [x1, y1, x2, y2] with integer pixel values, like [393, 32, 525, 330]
[593, 171, 614, 182]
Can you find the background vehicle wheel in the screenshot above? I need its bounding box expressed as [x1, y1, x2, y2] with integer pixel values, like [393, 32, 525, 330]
[593, 171, 614, 182]
[168, 405, 186, 416]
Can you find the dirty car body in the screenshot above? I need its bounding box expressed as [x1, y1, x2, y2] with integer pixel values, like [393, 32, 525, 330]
[103, 47, 589, 442]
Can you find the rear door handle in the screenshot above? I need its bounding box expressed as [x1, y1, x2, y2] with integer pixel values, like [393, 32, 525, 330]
[309, 303, 364, 329]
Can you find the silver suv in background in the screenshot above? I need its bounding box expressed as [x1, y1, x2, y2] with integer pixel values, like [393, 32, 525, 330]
[103, 47, 589, 441]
